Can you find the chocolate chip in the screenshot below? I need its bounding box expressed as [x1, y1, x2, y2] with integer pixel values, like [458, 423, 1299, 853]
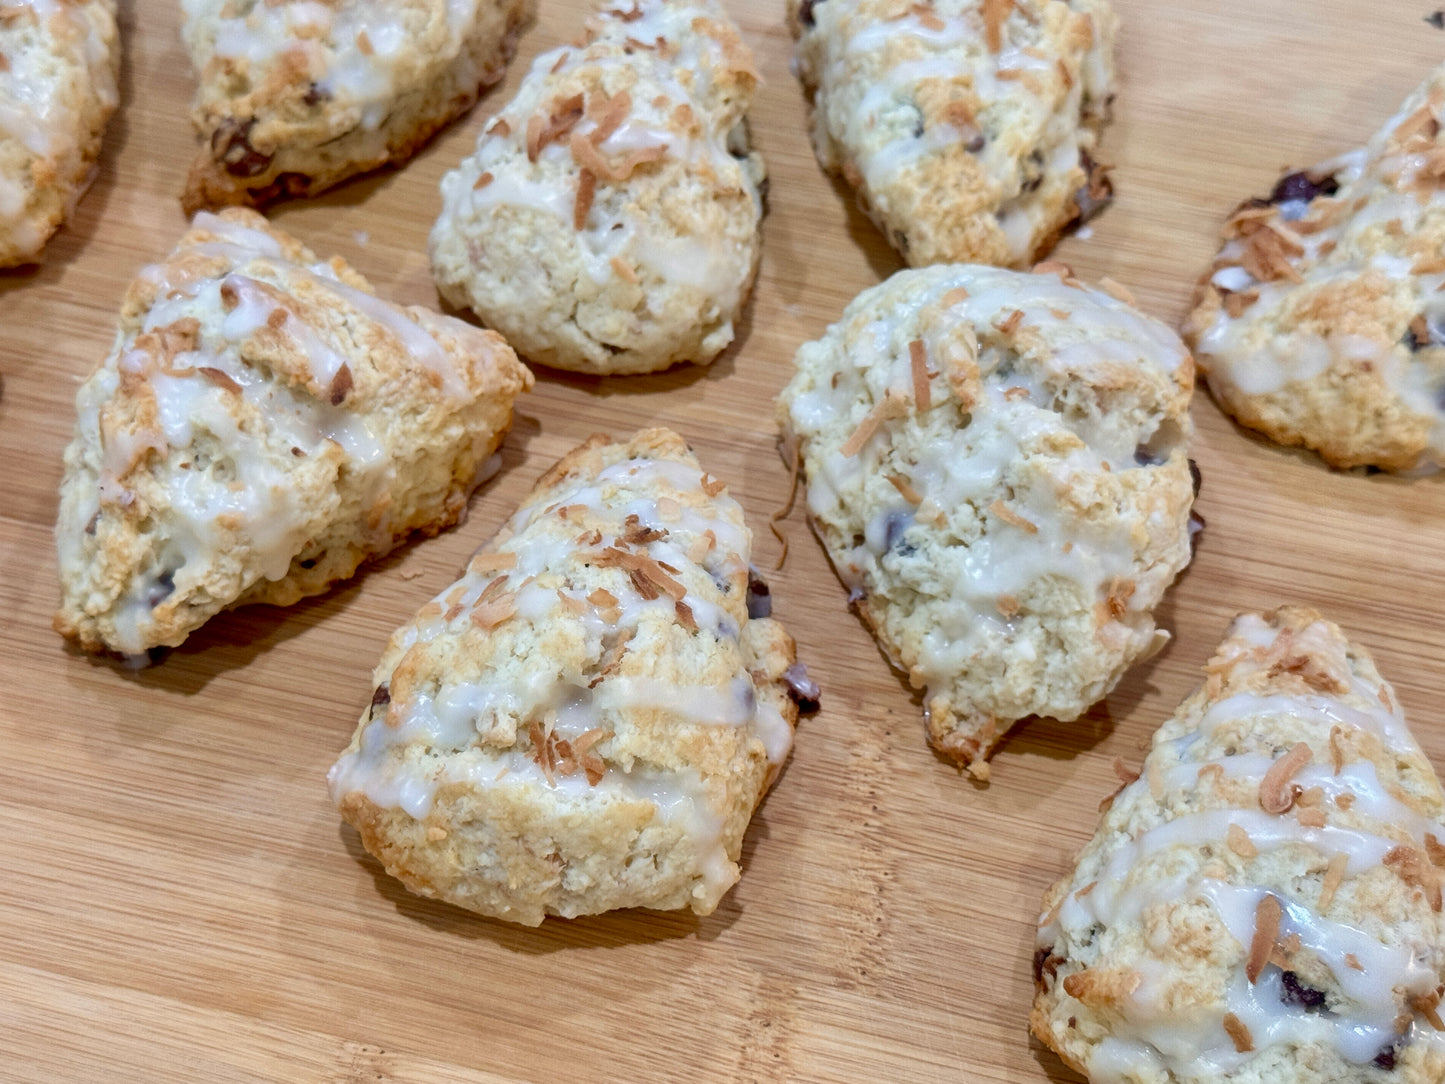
[884, 511, 914, 553]
[783, 662, 821, 713]
[746, 570, 772, 619]
[329, 362, 353, 405]
[1073, 151, 1113, 224]
[1133, 445, 1164, 467]
[146, 570, 175, 608]
[1279, 971, 1327, 1011]
[1404, 315, 1443, 352]
[302, 82, 330, 106]
[1032, 947, 1064, 989]
[799, 0, 820, 25]
[84, 510, 99, 535]
[371, 685, 391, 707]
[1374, 1043, 1399, 1070]
[965, 133, 985, 153]
[212, 118, 273, 178]
[1269, 170, 1339, 206]
[298, 558, 317, 569]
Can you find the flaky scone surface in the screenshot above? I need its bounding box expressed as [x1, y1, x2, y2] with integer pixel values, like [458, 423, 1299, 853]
[1033, 608, 1445, 1083]
[788, 0, 1115, 268]
[329, 428, 804, 925]
[0, 0, 119, 266]
[777, 264, 1193, 773]
[429, 0, 765, 375]
[181, 0, 534, 212]
[54, 208, 532, 657]
[1184, 66, 1445, 472]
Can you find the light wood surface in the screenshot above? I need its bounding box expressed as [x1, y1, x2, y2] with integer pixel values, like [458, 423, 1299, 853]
[4, 1, 1445, 1080]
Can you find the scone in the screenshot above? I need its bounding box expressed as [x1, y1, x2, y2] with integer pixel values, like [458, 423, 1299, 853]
[0, 0, 120, 266]
[1184, 66, 1445, 472]
[54, 208, 532, 657]
[429, 0, 765, 375]
[1034, 608, 1445, 1082]
[180, 0, 534, 212]
[328, 429, 811, 925]
[776, 263, 1194, 776]
[788, 0, 1116, 268]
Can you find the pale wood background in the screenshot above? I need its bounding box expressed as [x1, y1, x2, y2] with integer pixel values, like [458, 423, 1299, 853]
[3, 0, 1444, 1080]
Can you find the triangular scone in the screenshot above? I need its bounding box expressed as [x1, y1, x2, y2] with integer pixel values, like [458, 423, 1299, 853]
[1034, 608, 1445, 1082]
[777, 264, 1195, 777]
[180, 0, 534, 212]
[429, 0, 764, 375]
[1184, 66, 1445, 472]
[0, 0, 119, 266]
[54, 208, 532, 657]
[788, 0, 1116, 268]
[329, 429, 812, 925]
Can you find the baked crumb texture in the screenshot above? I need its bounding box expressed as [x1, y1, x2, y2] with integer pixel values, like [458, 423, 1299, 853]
[1184, 65, 1445, 473]
[1033, 607, 1445, 1083]
[329, 428, 802, 926]
[180, 0, 535, 212]
[776, 263, 1194, 775]
[429, 0, 765, 375]
[0, 0, 119, 266]
[54, 208, 532, 656]
[788, 0, 1116, 268]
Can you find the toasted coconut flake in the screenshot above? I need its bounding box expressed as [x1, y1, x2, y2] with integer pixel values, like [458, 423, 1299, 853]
[675, 599, 697, 630]
[982, 0, 1013, 51]
[1226, 823, 1258, 859]
[1246, 894, 1282, 983]
[1413, 253, 1445, 275]
[1032, 260, 1073, 278]
[622, 514, 667, 546]
[1221, 1013, 1253, 1053]
[996, 593, 1020, 618]
[909, 339, 932, 410]
[556, 590, 588, 615]
[1426, 833, 1445, 868]
[426, 825, 447, 841]
[839, 390, 909, 458]
[1297, 807, 1326, 828]
[687, 529, 716, 564]
[1413, 989, 1445, 1031]
[1318, 852, 1348, 910]
[769, 441, 801, 570]
[1112, 757, 1139, 787]
[1197, 762, 1225, 787]
[594, 547, 687, 601]
[610, 255, 639, 283]
[486, 117, 510, 137]
[656, 496, 680, 521]
[941, 286, 971, 306]
[550, 50, 569, 73]
[1297, 786, 1323, 807]
[887, 472, 923, 505]
[570, 130, 668, 182]
[470, 593, 517, 629]
[1259, 743, 1312, 814]
[470, 552, 518, 573]
[1335, 792, 1355, 811]
[995, 309, 1025, 336]
[588, 88, 632, 144]
[1385, 845, 1444, 911]
[1097, 276, 1137, 306]
[574, 169, 597, 230]
[474, 171, 495, 190]
[702, 474, 726, 498]
[990, 499, 1038, 534]
[1222, 289, 1259, 318]
[1329, 725, 1347, 774]
[198, 367, 243, 395]
[355, 28, 373, 54]
[1345, 953, 1363, 971]
[1002, 386, 1030, 401]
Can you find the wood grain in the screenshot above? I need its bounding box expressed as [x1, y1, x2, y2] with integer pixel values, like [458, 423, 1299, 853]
[3, 0, 1444, 1080]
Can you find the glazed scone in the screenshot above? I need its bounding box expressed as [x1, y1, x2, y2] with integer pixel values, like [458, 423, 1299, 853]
[1033, 608, 1445, 1083]
[1184, 66, 1445, 472]
[430, 0, 765, 375]
[328, 429, 811, 925]
[0, 0, 119, 266]
[54, 208, 532, 657]
[777, 264, 1194, 775]
[788, 0, 1115, 268]
[180, 0, 534, 212]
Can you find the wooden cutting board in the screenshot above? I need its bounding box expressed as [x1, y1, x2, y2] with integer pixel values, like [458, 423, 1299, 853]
[4, 0, 1444, 1079]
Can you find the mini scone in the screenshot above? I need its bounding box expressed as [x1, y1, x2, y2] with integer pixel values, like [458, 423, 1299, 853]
[777, 264, 1194, 776]
[54, 208, 532, 657]
[0, 0, 120, 266]
[1033, 608, 1445, 1082]
[1184, 66, 1445, 472]
[429, 0, 764, 375]
[788, 0, 1116, 268]
[180, 0, 534, 212]
[328, 429, 810, 925]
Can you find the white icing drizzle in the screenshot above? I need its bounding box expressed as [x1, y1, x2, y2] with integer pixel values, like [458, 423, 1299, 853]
[327, 451, 793, 903]
[1039, 613, 1445, 1079]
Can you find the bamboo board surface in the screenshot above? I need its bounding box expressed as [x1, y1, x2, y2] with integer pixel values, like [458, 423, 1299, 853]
[3, 0, 1445, 1080]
